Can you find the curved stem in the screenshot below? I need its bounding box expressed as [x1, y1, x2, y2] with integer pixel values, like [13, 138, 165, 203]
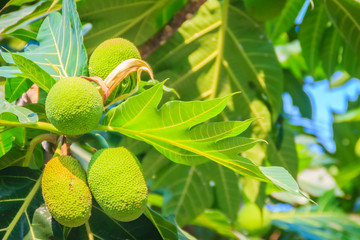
[0, 120, 61, 134]
[104, 58, 154, 98]
[23, 134, 58, 167]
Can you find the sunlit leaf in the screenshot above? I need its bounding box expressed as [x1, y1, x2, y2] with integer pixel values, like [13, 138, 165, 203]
[0, 100, 38, 123]
[0, 1, 43, 34]
[101, 83, 267, 180]
[1, 0, 88, 79]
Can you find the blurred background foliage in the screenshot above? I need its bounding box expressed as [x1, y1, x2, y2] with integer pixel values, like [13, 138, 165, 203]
[1, 0, 360, 239]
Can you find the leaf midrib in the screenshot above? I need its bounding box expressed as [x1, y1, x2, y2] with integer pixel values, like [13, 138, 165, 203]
[3, 174, 42, 240]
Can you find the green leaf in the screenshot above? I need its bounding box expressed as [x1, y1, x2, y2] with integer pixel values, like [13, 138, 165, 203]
[267, 122, 299, 178]
[0, 167, 44, 240]
[342, 43, 360, 78]
[146, 0, 299, 178]
[299, 1, 329, 76]
[0, 100, 38, 123]
[1, 0, 37, 9]
[320, 26, 343, 78]
[200, 162, 241, 222]
[1, 0, 88, 79]
[0, 1, 44, 34]
[101, 83, 267, 180]
[4, 28, 37, 42]
[148, 0, 283, 120]
[189, 118, 255, 142]
[153, 164, 213, 227]
[0, 66, 21, 78]
[78, 0, 187, 53]
[0, 148, 26, 170]
[324, 0, 360, 55]
[270, 0, 305, 41]
[23, 204, 63, 240]
[284, 71, 312, 119]
[192, 210, 236, 238]
[145, 207, 195, 240]
[72, 205, 163, 240]
[11, 54, 56, 92]
[1, 1, 63, 35]
[0, 130, 13, 157]
[5, 76, 33, 103]
[272, 211, 360, 239]
[260, 166, 309, 200]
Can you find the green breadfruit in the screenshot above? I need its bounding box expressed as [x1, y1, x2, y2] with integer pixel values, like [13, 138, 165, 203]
[42, 156, 92, 227]
[87, 147, 148, 222]
[45, 77, 103, 135]
[89, 38, 141, 80]
[244, 0, 286, 21]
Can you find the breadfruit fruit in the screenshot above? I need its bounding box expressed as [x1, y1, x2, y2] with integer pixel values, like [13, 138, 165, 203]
[87, 147, 148, 222]
[45, 77, 103, 135]
[237, 203, 271, 236]
[42, 156, 92, 227]
[88, 38, 141, 80]
[244, 0, 286, 21]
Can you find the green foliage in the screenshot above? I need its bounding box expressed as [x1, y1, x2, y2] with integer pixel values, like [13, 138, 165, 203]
[87, 147, 148, 222]
[42, 156, 92, 227]
[45, 77, 103, 135]
[237, 202, 271, 236]
[1, 0, 360, 239]
[244, 0, 286, 21]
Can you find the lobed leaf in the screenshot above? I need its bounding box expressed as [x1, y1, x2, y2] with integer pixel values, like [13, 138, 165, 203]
[101, 83, 266, 179]
[100, 83, 308, 199]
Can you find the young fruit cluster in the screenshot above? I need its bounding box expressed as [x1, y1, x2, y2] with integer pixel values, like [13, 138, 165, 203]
[45, 38, 140, 136]
[42, 147, 148, 227]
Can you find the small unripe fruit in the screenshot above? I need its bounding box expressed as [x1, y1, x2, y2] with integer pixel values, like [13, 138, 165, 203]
[89, 38, 141, 80]
[45, 77, 103, 135]
[87, 147, 148, 222]
[42, 156, 92, 227]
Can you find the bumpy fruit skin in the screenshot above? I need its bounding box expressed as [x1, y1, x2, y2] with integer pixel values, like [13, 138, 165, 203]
[244, 0, 286, 21]
[42, 156, 92, 227]
[87, 147, 148, 222]
[237, 203, 271, 236]
[88, 38, 141, 80]
[45, 77, 103, 135]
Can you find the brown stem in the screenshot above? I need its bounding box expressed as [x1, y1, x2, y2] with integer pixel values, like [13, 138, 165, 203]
[80, 76, 110, 104]
[60, 136, 69, 156]
[139, 0, 207, 59]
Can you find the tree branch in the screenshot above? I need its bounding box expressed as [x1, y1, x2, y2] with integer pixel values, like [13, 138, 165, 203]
[139, 0, 207, 59]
